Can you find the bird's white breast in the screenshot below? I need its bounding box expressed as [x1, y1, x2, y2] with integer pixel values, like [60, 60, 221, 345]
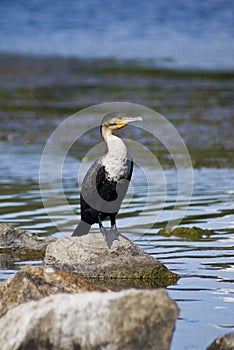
[102, 135, 129, 182]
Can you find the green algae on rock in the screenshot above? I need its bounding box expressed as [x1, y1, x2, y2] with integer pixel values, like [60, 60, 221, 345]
[90, 264, 179, 289]
[158, 226, 213, 241]
[0, 246, 47, 261]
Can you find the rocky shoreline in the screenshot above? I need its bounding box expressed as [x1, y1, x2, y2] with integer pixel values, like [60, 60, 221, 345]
[0, 223, 179, 349]
[0, 223, 179, 289]
[0, 223, 233, 350]
[0, 224, 179, 350]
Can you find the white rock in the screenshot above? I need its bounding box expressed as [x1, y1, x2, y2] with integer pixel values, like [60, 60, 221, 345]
[0, 289, 178, 350]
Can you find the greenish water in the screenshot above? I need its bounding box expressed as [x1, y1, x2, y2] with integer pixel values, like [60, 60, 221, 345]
[1, 54, 233, 167]
[0, 54, 234, 350]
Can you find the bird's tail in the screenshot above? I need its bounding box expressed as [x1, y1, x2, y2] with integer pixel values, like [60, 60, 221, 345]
[72, 220, 91, 236]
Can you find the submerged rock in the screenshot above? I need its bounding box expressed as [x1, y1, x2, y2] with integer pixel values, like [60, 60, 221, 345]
[158, 226, 213, 241]
[207, 332, 234, 350]
[0, 265, 105, 318]
[0, 223, 54, 260]
[0, 289, 179, 350]
[44, 233, 179, 288]
[0, 253, 14, 269]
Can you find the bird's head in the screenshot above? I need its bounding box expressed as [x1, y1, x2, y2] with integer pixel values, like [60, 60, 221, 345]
[101, 112, 142, 134]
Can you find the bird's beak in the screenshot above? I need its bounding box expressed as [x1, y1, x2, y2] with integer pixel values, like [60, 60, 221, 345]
[117, 116, 143, 128]
[125, 116, 143, 124]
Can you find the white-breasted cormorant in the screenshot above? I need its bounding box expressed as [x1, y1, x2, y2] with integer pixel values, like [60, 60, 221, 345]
[72, 112, 142, 247]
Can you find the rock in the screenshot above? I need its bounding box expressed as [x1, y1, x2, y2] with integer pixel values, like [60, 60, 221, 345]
[0, 265, 106, 318]
[0, 253, 14, 269]
[0, 223, 40, 247]
[0, 289, 179, 350]
[44, 233, 179, 288]
[207, 332, 234, 350]
[158, 226, 213, 241]
[0, 223, 54, 260]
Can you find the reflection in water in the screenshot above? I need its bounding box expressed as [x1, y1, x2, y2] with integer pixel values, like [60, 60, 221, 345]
[0, 143, 233, 350]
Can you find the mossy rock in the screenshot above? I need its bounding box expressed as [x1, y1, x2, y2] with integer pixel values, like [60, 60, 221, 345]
[0, 247, 47, 261]
[90, 264, 179, 289]
[158, 226, 213, 241]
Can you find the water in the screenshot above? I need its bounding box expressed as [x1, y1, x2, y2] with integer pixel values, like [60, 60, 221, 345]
[0, 0, 233, 70]
[0, 142, 234, 350]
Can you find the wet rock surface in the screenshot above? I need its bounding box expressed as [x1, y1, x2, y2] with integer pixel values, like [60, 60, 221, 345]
[0, 289, 179, 350]
[0, 223, 54, 260]
[44, 233, 179, 288]
[0, 253, 15, 270]
[0, 265, 105, 318]
[207, 332, 234, 350]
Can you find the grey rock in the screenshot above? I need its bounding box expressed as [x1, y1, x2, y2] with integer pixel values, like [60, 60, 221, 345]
[207, 332, 234, 350]
[0, 223, 40, 248]
[0, 223, 55, 260]
[0, 289, 179, 350]
[44, 233, 179, 288]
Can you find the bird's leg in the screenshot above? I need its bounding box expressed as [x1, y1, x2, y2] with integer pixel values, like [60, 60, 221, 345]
[110, 215, 118, 231]
[98, 214, 107, 234]
[110, 215, 116, 229]
[98, 214, 119, 249]
[110, 215, 120, 238]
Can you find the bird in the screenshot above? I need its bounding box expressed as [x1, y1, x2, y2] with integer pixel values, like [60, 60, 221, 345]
[72, 112, 142, 248]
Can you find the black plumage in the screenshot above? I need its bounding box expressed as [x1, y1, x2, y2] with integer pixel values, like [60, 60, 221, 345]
[72, 112, 142, 247]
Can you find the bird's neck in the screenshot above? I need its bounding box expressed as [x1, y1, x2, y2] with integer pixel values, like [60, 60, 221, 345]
[103, 132, 127, 160]
[101, 130, 129, 181]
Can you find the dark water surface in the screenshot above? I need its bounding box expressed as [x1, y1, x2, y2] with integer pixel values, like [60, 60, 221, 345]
[0, 142, 233, 350]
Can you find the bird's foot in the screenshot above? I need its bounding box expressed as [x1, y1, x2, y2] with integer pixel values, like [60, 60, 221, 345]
[100, 226, 120, 249]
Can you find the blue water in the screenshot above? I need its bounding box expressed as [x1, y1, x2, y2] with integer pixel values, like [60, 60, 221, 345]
[0, 0, 233, 70]
[0, 142, 234, 350]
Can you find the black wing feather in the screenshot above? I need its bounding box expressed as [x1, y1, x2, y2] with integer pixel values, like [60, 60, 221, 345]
[80, 157, 133, 225]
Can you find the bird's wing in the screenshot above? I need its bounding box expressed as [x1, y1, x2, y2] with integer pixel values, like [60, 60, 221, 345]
[80, 157, 133, 213]
[80, 158, 106, 211]
[127, 158, 134, 181]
